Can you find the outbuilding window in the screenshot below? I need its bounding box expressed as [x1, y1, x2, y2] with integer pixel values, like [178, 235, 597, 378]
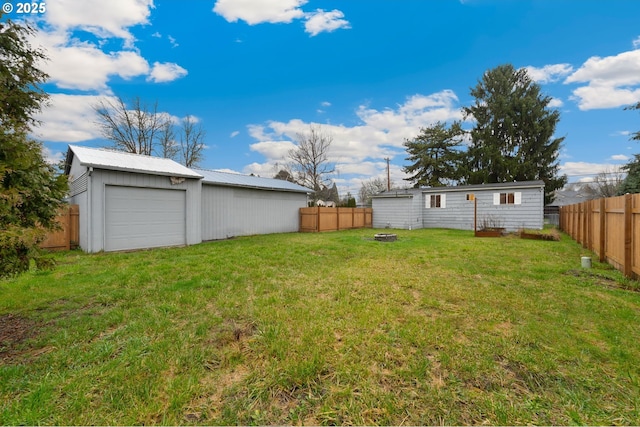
[493, 191, 522, 205]
[426, 194, 446, 208]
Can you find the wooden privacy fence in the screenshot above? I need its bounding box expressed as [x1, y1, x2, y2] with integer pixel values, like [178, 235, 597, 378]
[560, 194, 638, 279]
[40, 204, 79, 251]
[300, 207, 373, 232]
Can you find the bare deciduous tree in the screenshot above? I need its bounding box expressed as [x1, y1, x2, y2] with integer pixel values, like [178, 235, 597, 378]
[288, 124, 335, 198]
[584, 169, 624, 198]
[358, 177, 389, 206]
[94, 96, 167, 155]
[158, 118, 178, 160]
[178, 115, 206, 168]
[94, 97, 207, 167]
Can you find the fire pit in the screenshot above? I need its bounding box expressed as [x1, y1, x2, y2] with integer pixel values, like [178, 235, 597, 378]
[374, 233, 397, 242]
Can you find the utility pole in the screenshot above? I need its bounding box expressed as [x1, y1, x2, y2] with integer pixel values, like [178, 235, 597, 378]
[385, 157, 391, 191]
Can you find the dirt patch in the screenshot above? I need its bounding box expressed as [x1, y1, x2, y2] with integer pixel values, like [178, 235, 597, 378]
[0, 314, 39, 363]
[565, 269, 639, 292]
[208, 318, 257, 348]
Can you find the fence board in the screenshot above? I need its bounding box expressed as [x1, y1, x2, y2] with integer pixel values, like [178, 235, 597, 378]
[40, 204, 79, 251]
[560, 194, 639, 279]
[299, 207, 373, 232]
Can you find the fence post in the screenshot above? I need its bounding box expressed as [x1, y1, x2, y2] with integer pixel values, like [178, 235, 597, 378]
[624, 194, 633, 278]
[599, 198, 606, 263]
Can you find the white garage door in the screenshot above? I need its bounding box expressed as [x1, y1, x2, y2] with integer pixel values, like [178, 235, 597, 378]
[105, 186, 187, 252]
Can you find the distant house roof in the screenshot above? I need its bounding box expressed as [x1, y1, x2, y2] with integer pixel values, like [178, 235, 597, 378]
[194, 168, 311, 193]
[373, 180, 545, 198]
[547, 189, 591, 207]
[65, 145, 203, 179]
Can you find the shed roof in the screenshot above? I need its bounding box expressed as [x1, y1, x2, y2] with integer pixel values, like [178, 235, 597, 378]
[194, 168, 311, 193]
[373, 180, 545, 198]
[420, 180, 545, 193]
[65, 145, 203, 179]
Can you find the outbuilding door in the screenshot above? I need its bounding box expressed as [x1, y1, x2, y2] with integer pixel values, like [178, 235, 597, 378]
[104, 185, 187, 252]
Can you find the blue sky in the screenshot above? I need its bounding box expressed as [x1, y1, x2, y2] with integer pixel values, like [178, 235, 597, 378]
[6, 0, 640, 199]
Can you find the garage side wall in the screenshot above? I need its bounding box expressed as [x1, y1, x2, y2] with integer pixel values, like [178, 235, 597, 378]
[201, 185, 307, 240]
[88, 169, 201, 252]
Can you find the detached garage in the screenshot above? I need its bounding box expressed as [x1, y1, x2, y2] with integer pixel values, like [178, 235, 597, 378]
[104, 186, 187, 252]
[64, 145, 311, 253]
[196, 169, 310, 241]
[65, 145, 203, 253]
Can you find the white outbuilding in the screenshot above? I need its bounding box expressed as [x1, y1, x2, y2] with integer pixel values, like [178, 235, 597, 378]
[64, 145, 310, 252]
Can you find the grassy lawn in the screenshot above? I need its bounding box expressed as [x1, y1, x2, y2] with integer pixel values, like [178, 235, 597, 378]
[1, 228, 639, 425]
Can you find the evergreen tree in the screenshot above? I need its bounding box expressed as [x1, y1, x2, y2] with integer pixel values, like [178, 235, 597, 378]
[626, 101, 640, 142]
[0, 15, 68, 277]
[463, 64, 566, 203]
[618, 155, 640, 195]
[403, 121, 465, 187]
[618, 102, 640, 194]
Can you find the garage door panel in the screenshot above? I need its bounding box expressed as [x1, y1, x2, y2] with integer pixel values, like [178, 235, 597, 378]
[105, 186, 186, 251]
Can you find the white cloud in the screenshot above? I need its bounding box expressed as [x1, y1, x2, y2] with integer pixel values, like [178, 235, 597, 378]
[230, 131, 240, 138]
[244, 90, 463, 190]
[213, 0, 306, 24]
[147, 62, 188, 83]
[321, 101, 331, 107]
[41, 146, 65, 165]
[32, 93, 106, 142]
[44, 0, 154, 46]
[569, 85, 640, 110]
[560, 161, 625, 178]
[565, 50, 640, 110]
[548, 98, 564, 108]
[634, 36, 640, 49]
[525, 63, 573, 84]
[249, 140, 297, 160]
[35, 33, 150, 91]
[212, 0, 350, 36]
[30, 0, 186, 92]
[611, 154, 630, 161]
[304, 9, 351, 36]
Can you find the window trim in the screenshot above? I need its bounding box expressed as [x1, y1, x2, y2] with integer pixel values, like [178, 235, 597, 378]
[426, 193, 446, 209]
[493, 191, 522, 205]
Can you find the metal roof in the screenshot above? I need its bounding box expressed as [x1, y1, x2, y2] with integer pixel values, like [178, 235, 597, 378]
[373, 180, 545, 198]
[194, 168, 312, 193]
[66, 145, 203, 179]
[419, 180, 545, 193]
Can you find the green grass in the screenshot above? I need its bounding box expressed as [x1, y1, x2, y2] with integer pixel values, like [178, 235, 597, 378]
[1, 228, 639, 425]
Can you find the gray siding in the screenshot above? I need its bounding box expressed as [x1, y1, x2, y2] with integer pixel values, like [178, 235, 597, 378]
[423, 191, 475, 230]
[69, 171, 88, 197]
[423, 186, 543, 231]
[84, 169, 201, 252]
[201, 184, 307, 240]
[478, 187, 543, 231]
[373, 196, 415, 229]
